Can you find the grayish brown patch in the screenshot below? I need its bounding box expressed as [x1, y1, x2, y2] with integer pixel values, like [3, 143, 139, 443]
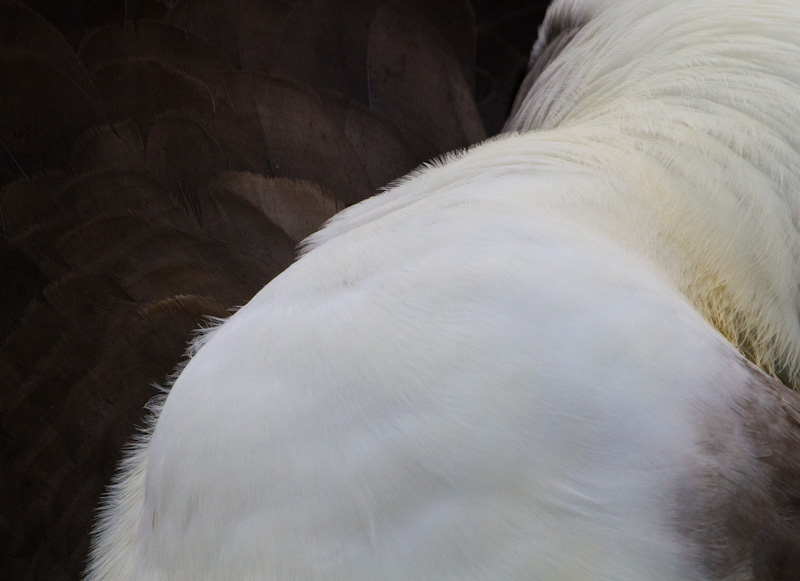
[676, 360, 800, 580]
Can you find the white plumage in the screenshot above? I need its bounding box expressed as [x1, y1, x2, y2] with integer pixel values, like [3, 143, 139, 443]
[87, 1, 800, 579]
[510, 0, 800, 386]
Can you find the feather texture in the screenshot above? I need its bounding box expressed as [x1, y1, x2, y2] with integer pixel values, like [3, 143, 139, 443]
[86, 1, 800, 580]
[6, 0, 800, 580]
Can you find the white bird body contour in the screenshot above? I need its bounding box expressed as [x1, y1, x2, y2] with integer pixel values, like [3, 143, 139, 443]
[87, 0, 800, 579]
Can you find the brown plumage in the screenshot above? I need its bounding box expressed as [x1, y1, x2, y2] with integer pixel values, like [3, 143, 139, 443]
[0, 1, 546, 578]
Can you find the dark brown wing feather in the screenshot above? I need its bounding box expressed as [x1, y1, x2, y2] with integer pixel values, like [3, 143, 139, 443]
[0, 1, 545, 579]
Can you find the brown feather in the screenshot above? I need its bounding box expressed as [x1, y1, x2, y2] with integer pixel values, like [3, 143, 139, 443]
[69, 120, 147, 173]
[367, 2, 486, 157]
[78, 19, 233, 97]
[93, 58, 216, 137]
[206, 172, 342, 245]
[167, 0, 292, 73]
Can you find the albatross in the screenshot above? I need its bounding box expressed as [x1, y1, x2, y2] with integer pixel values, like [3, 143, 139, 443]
[86, 0, 800, 579]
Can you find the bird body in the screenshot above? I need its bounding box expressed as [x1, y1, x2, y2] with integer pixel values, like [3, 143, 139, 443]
[90, 157, 748, 580]
[86, 0, 800, 579]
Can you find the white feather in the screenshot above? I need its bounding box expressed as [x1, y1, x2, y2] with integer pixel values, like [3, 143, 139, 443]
[512, 0, 800, 384]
